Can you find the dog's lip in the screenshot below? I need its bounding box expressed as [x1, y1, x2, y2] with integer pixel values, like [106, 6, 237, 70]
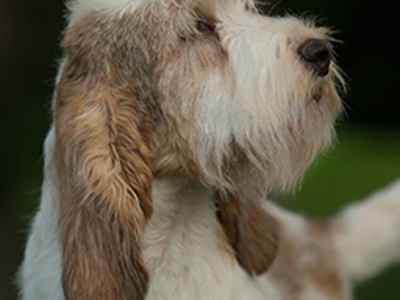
[313, 92, 322, 104]
[311, 86, 323, 104]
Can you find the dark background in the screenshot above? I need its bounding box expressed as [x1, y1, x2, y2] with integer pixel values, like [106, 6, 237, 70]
[1, 0, 399, 299]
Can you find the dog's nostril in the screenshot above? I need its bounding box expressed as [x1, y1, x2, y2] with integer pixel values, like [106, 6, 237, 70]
[298, 38, 333, 77]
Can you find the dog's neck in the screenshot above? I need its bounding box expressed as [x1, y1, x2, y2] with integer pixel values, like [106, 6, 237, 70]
[142, 176, 280, 299]
[144, 177, 220, 272]
[143, 177, 240, 298]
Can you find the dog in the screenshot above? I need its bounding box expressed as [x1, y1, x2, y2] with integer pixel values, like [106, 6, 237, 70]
[19, 0, 400, 299]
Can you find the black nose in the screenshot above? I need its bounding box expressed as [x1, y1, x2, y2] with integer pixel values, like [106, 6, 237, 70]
[298, 38, 333, 77]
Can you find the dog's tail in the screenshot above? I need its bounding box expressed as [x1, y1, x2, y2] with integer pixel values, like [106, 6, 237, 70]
[332, 179, 400, 283]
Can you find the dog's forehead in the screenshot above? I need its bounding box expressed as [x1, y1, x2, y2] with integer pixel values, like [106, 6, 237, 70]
[68, 0, 254, 20]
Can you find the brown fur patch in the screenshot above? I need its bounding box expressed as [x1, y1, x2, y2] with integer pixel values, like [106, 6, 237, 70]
[307, 219, 345, 297]
[55, 11, 160, 299]
[215, 192, 279, 275]
[151, 2, 227, 180]
[57, 5, 230, 296]
[268, 218, 346, 299]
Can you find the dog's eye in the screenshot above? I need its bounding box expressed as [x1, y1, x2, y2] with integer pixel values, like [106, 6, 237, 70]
[196, 19, 215, 33]
[180, 19, 215, 41]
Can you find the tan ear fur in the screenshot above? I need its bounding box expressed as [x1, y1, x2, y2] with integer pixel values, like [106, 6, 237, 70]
[54, 13, 158, 300]
[215, 192, 279, 275]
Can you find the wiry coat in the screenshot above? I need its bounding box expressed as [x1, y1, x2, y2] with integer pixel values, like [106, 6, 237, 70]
[19, 0, 400, 299]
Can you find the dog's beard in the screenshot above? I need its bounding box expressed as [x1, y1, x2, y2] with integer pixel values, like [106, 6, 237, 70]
[192, 20, 343, 194]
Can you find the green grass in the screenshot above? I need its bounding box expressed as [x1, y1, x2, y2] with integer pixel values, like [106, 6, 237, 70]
[280, 122, 400, 299]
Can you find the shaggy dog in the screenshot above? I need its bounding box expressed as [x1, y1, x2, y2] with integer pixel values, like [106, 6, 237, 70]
[19, 0, 400, 299]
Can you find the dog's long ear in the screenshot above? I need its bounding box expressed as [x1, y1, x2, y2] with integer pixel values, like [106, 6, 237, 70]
[215, 192, 279, 275]
[54, 15, 156, 300]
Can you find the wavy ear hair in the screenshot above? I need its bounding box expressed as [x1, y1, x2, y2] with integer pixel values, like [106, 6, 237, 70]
[215, 192, 279, 275]
[54, 14, 158, 299]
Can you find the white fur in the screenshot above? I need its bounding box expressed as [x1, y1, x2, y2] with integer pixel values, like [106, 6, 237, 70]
[333, 179, 400, 283]
[144, 177, 281, 300]
[19, 128, 65, 300]
[195, 14, 339, 191]
[67, 0, 255, 21]
[67, 0, 146, 21]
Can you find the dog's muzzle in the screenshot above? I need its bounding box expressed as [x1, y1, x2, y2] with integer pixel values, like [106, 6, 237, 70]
[298, 38, 333, 77]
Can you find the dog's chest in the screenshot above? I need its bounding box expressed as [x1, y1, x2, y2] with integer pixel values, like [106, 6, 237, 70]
[142, 178, 351, 300]
[142, 178, 279, 300]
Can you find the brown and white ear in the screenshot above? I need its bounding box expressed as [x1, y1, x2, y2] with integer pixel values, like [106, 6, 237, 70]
[215, 192, 279, 275]
[54, 17, 156, 299]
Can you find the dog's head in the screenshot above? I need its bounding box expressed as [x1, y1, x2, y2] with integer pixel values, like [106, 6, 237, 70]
[55, 0, 343, 298]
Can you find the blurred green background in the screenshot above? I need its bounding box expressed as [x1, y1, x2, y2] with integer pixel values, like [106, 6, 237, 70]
[0, 0, 399, 299]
